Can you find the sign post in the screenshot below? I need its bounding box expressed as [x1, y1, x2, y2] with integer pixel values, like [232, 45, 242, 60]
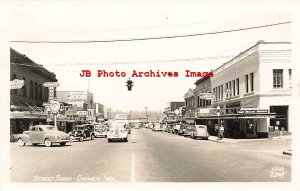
[43, 82, 60, 128]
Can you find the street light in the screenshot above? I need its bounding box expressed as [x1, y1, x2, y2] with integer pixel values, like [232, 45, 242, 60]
[217, 106, 221, 140]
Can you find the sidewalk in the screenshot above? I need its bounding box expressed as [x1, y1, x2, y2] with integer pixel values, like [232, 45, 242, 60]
[208, 135, 292, 143]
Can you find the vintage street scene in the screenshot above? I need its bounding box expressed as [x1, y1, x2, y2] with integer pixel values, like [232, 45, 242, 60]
[4, 1, 299, 189]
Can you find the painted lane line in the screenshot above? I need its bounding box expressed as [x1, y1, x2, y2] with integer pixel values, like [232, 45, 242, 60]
[131, 153, 136, 183]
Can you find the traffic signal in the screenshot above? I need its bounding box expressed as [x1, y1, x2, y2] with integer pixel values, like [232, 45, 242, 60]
[126, 78, 134, 91]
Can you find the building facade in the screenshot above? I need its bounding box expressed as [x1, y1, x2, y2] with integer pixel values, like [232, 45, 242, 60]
[210, 41, 292, 138]
[10, 48, 58, 137]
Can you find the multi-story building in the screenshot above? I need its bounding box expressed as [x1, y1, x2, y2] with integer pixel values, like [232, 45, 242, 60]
[210, 41, 293, 138]
[10, 48, 58, 136]
[56, 91, 94, 110]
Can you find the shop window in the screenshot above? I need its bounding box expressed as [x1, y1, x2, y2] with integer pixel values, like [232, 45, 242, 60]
[221, 85, 223, 99]
[273, 69, 283, 88]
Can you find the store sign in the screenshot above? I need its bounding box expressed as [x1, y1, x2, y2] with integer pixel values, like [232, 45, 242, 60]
[198, 93, 215, 100]
[10, 79, 24, 89]
[69, 91, 87, 100]
[238, 109, 268, 114]
[76, 111, 88, 116]
[43, 82, 60, 87]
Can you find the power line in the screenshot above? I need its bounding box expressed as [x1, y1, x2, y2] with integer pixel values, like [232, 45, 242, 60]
[10, 55, 234, 68]
[10, 21, 290, 44]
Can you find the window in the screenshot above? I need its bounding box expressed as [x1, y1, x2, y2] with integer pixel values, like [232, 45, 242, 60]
[44, 87, 48, 101]
[273, 69, 283, 88]
[250, 72, 254, 92]
[221, 85, 223, 99]
[34, 82, 38, 100]
[229, 81, 232, 97]
[245, 75, 249, 93]
[30, 81, 33, 99]
[226, 83, 228, 97]
[218, 86, 220, 99]
[22, 78, 26, 97]
[39, 84, 42, 100]
[289, 69, 292, 81]
[236, 78, 239, 95]
[233, 80, 236, 96]
[197, 96, 200, 107]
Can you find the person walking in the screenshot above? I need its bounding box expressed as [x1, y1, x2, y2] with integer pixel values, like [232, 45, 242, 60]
[219, 124, 224, 140]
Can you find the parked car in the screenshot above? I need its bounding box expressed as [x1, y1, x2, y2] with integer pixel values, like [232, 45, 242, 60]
[70, 124, 95, 141]
[17, 125, 70, 147]
[167, 124, 174, 133]
[152, 123, 163, 132]
[94, 123, 108, 138]
[107, 122, 129, 142]
[173, 124, 181, 134]
[191, 125, 209, 140]
[183, 124, 196, 137]
[161, 123, 168, 132]
[178, 124, 187, 135]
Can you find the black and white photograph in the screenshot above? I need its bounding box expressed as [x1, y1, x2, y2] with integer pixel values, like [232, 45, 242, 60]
[1, 0, 300, 191]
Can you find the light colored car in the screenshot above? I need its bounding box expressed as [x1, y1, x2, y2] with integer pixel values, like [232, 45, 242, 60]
[152, 123, 163, 132]
[94, 123, 108, 138]
[183, 125, 196, 137]
[107, 123, 129, 142]
[191, 125, 209, 140]
[17, 125, 70, 147]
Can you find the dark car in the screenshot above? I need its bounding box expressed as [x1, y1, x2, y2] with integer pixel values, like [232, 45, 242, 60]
[178, 124, 187, 135]
[70, 124, 95, 141]
[167, 124, 174, 133]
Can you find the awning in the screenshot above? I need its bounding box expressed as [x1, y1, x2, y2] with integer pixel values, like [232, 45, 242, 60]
[10, 111, 47, 119]
[196, 113, 276, 120]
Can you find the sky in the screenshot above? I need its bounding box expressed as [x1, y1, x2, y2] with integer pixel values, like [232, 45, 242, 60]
[6, 0, 293, 112]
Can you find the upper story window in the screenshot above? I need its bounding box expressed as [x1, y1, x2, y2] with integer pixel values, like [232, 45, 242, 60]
[245, 74, 249, 93]
[34, 82, 38, 100]
[30, 80, 33, 99]
[273, 69, 283, 88]
[250, 72, 254, 92]
[236, 78, 239, 95]
[11, 73, 17, 95]
[22, 77, 26, 97]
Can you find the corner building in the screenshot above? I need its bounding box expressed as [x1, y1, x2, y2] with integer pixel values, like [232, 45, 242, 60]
[211, 41, 293, 138]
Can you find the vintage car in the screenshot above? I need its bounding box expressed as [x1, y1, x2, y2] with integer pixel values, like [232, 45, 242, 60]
[178, 124, 187, 135]
[191, 125, 209, 140]
[107, 122, 128, 142]
[94, 123, 108, 138]
[70, 124, 95, 141]
[183, 124, 196, 137]
[17, 125, 70, 147]
[173, 124, 181, 134]
[152, 123, 163, 132]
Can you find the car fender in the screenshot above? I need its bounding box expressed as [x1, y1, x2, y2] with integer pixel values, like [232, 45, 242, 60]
[44, 133, 58, 142]
[17, 134, 30, 143]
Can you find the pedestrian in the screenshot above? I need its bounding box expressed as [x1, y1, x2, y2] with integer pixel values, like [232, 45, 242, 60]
[219, 124, 224, 140]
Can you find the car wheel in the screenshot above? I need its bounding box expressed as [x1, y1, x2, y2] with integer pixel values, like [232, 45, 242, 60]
[91, 135, 95, 140]
[17, 138, 25, 147]
[79, 136, 84, 142]
[60, 142, 66, 146]
[44, 138, 52, 147]
[108, 138, 111, 142]
[124, 138, 128, 142]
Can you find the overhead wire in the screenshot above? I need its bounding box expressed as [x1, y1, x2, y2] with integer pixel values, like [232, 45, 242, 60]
[10, 21, 290, 44]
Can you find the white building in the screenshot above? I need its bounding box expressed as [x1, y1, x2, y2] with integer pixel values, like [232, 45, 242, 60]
[210, 41, 293, 138]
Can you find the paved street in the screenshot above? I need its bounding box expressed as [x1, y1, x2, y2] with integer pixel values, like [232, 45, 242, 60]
[11, 128, 291, 182]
